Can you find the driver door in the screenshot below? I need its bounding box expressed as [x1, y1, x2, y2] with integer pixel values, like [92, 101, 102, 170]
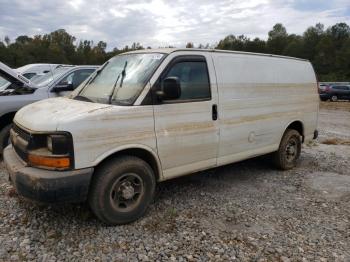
[153, 55, 219, 179]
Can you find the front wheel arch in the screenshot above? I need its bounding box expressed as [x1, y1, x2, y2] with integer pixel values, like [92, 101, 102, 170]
[93, 146, 163, 182]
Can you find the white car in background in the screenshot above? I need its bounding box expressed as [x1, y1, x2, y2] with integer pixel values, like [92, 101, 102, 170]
[17, 63, 69, 79]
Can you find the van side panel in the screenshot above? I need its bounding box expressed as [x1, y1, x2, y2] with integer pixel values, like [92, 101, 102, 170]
[212, 53, 318, 166]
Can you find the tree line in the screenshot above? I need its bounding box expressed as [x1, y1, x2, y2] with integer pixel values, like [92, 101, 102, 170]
[0, 22, 349, 81]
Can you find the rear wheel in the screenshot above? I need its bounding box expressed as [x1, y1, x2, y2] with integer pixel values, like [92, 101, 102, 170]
[0, 124, 12, 154]
[272, 129, 301, 170]
[331, 95, 338, 102]
[88, 155, 156, 225]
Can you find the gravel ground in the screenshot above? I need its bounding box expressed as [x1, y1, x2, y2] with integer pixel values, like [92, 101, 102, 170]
[0, 102, 350, 261]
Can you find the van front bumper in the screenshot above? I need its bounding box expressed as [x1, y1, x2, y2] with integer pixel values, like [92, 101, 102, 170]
[3, 146, 94, 203]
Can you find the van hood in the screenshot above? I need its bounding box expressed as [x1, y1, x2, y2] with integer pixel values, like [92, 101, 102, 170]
[14, 97, 113, 132]
[0, 62, 32, 87]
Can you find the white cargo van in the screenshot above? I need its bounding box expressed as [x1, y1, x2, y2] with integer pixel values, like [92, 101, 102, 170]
[4, 49, 319, 225]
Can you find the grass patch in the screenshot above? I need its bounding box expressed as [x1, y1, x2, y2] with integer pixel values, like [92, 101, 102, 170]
[321, 138, 350, 146]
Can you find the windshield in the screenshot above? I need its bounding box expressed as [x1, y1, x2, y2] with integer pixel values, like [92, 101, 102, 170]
[31, 67, 72, 87]
[76, 53, 164, 105]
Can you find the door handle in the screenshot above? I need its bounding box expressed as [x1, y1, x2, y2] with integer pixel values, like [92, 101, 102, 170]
[212, 104, 218, 121]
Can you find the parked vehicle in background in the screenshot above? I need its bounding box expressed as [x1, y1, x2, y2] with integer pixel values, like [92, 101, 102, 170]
[3, 49, 319, 225]
[319, 84, 350, 101]
[0, 62, 98, 153]
[318, 83, 329, 93]
[16, 63, 69, 79]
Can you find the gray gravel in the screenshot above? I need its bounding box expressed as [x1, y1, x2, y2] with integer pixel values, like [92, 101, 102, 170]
[1, 103, 350, 261]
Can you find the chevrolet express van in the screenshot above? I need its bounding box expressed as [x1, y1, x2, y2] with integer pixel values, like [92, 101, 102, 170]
[4, 49, 319, 225]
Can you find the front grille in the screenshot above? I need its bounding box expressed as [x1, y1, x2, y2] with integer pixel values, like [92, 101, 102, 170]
[13, 143, 27, 161]
[11, 124, 30, 162]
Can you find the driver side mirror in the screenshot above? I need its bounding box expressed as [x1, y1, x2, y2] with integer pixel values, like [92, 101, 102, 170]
[157, 77, 181, 100]
[51, 83, 74, 92]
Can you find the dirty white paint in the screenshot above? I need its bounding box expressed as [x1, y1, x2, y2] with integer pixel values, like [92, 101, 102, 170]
[13, 49, 319, 181]
[212, 53, 319, 166]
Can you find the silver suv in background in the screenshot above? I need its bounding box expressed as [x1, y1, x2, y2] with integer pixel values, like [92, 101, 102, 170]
[0, 62, 99, 153]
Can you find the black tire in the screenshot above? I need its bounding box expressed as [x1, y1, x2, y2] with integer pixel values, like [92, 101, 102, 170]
[0, 124, 12, 154]
[331, 95, 338, 102]
[272, 129, 301, 170]
[88, 155, 156, 225]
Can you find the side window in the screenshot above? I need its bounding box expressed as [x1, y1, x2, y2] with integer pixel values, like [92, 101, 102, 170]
[58, 69, 95, 89]
[164, 61, 210, 101]
[333, 86, 348, 90]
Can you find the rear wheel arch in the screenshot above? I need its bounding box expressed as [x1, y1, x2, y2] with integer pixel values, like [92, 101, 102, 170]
[284, 120, 304, 142]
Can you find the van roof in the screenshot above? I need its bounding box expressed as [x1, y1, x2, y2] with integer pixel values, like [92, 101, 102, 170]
[126, 48, 309, 62]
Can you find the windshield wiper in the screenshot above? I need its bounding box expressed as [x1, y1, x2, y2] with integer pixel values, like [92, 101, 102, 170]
[108, 61, 127, 104]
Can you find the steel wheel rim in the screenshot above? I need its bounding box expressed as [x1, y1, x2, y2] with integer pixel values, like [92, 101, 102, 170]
[331, 96, 337, 102]
[110, 173, 144, 212]
[285, 138, 298, 162]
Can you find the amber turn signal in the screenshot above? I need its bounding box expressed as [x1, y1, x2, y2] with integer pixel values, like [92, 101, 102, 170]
[28, 154, 70, 169]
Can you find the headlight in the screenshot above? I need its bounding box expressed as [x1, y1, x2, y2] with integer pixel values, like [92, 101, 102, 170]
[47, 136, 53, 152]
[46, 134, 70, 155]
[28, 133, 74, 170]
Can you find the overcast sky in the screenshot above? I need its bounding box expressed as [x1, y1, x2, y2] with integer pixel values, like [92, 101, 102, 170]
[0, 0, 349, 50]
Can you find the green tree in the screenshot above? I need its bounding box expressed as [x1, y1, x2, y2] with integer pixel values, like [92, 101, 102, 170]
[283, 34, 304, 58]
[186, 42, 194, 48]
[267, 23, 288, 55]
[1, 23, 350, 81]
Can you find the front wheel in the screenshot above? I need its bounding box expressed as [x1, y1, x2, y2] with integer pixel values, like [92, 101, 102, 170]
[272, 129, 301, 170]
[88, 155, 156, 225]
[331, 95, 338, 102]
